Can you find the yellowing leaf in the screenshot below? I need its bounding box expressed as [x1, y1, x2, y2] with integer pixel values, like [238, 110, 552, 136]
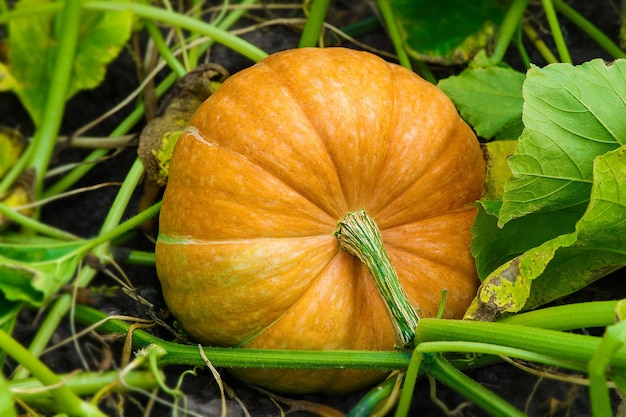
[0, 63, 17, 91]
[138, 63, 229, 186]
[482, 140, 517, 201]
[5, 0, 133, 125]
[390, 0, 508, 64]
[0, 185, 34, 228]
[0, 126, 26, 178]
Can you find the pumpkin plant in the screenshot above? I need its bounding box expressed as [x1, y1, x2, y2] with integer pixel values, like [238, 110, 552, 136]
[155, 47, 486, 394]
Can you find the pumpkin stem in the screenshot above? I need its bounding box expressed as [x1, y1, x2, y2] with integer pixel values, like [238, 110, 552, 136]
[335, 209, 419, 348]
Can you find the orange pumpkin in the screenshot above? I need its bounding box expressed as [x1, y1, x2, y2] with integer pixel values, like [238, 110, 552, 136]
[155, 47, 486, 394]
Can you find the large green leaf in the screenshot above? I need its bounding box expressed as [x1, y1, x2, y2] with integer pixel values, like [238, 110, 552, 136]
[466, 146, 626, 321]
[439, 66, 525, 140]
[389, 0, 509, 64]
[3, 0, 133, 125]
[498, 59, 626, 226]
[471, 201, 585, 281]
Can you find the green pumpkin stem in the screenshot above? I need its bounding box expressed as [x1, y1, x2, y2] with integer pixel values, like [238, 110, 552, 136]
[335, 208, 419, 348]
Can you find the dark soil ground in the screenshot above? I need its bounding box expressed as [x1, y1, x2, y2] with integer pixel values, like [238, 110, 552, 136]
[3, 1, 626, 416]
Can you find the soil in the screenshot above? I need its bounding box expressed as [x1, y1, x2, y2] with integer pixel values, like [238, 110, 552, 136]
[2, 1, 626, 416]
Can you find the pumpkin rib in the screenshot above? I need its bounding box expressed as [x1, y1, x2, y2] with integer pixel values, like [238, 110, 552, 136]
[371, 130, 485, 229]
[258, 61, 353, 213]
[240, 249, 395, 352]
[395, 257, 475, 318]
[385, 237, 474, 275]
[361, 63, 413, 215]
[156, 234, 340, 346]
[184, 65, 350, 220]
[232, 248, 345, 348]
[257, 48, 395, 212]
[387, 240, 475, 310]
[381, 206, 479, 271]
[364, 69, 462, 220]
[180, 124, 338, 233]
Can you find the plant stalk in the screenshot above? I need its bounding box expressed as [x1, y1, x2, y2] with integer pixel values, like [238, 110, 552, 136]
[588, 319, 626, 417]
[84, 1, 268, 62]
[426, 354, 526, 417]
[488, 0, 530, 64]
[73, 303, 412, 370]
[497, 300, 618, 330]
[416, 318, 626, 367]
[28, 0, 82, 201]
[376, 0, 413, 71]
[541, 0, 571, 63]
[43, 0, 258, 198]
[0, 328, 106, 417]
[298, 0, 330, 47]
[335, 209, 419, 348]
[9, 370, 160, 402]
[553, 0, 626, 59]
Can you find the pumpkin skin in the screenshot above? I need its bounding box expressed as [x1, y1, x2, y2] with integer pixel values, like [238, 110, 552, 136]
[155, 47, 486, 394]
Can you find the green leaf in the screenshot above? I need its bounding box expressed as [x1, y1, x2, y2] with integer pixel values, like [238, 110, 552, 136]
[498, 59, 626, 226]
[466, 146, 626, 321]
[0, 240, 83, 262]
[471, 201, 585, 281]
[6, 0, 133, 125]
[0, 297, 21, 331]
[438, 67, 525, 140]
[389, 0, 508, 64]
[0, 241, 84, 307]
[68, 5, 134, 97]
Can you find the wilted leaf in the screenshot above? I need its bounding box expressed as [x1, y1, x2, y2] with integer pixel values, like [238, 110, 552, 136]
[138, 63, 229, 186]
[389, 0, 508, 64]
[0, 127, 33, 228]
[0, 185, 34, 228]
[467, 146, 626, 321]
[438, 66, 525, 140]
[4, 0, 133, 125]
[70, 7, 134, 97]
[498, 59, 626, 226]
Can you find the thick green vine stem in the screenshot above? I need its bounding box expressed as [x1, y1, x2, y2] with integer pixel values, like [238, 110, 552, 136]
[335, 209, 419, 348]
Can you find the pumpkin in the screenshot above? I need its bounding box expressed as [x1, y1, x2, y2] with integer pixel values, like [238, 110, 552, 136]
[155, 47, 486, 394]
